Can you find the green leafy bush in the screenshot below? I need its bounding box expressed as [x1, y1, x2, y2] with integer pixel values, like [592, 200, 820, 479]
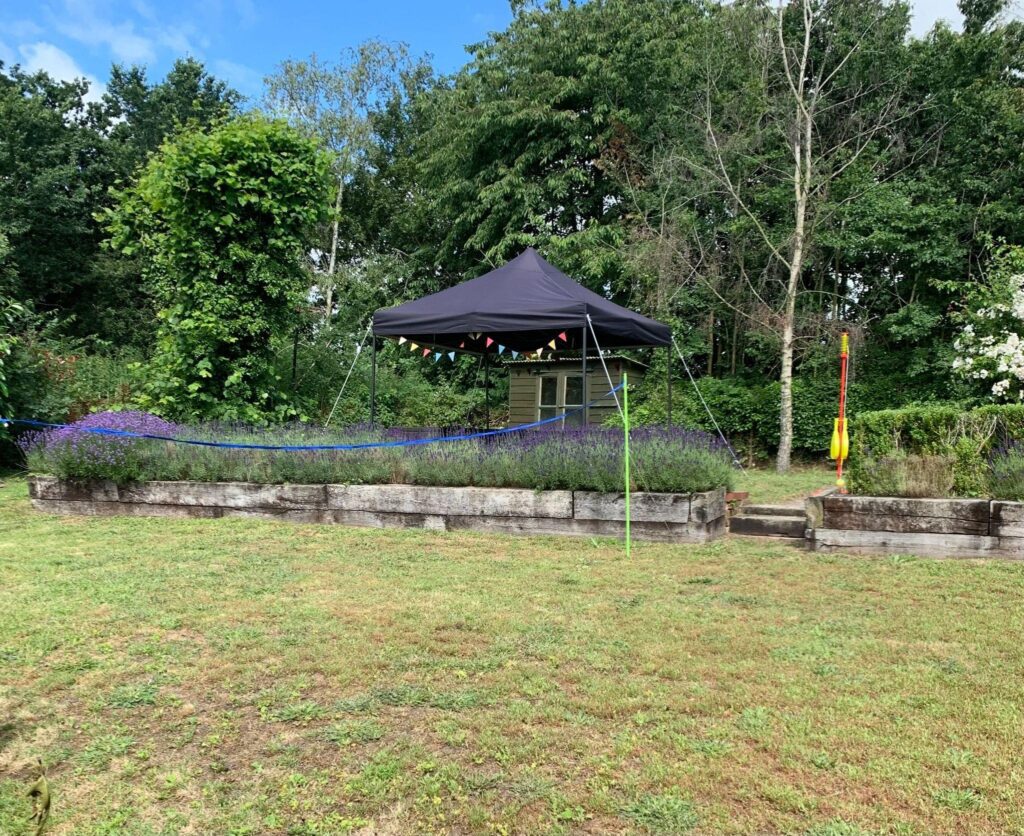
[103, 115, 332, 423]
[848, 402, 1024, 496]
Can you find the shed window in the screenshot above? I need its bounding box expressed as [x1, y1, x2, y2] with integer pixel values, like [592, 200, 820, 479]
[538, 373, 584, 426]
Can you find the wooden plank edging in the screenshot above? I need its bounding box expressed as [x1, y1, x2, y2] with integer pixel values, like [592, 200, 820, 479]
[26, 477, 726, 543]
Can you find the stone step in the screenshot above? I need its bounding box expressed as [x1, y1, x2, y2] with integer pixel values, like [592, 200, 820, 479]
[739, 503, 805, 517]
[730, 514, 805, 538]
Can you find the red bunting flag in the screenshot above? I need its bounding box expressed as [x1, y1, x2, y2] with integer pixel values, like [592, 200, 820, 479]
[558, 332, 568, 342]
[486, 337, 494, 348]
[459, 342, 465, 349]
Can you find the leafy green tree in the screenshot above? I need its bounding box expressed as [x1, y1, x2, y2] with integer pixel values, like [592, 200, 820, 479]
[409, 0, 709, 290]
[0, 59, 239, 347]
[0, 65, 106, 325]
[104, 116, 332, 422]
[104, 57, 242, 178]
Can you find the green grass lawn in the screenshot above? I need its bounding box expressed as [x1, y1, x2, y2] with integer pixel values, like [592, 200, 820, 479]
[1, 476, 1022, 835]
[735, 464, 835, 504]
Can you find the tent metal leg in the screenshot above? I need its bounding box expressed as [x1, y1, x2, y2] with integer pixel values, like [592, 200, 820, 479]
[484, 352, 490, 430]
[582, 324, 588, 426]
[370, 337, 377, 426]
[666, 345, 672, 426]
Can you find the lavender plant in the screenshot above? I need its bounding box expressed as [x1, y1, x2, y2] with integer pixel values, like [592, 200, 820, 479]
[19, 411, 180, 482]
[20, 413, 735, 494]
[989, 441, 1024, 501]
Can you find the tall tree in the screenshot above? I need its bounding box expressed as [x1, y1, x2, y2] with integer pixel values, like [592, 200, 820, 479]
[0, 65, 106, 323]
[627, 0, 916, 471]
[103, 57, 241, 177]
[0, 59, 239, 345]
[410, 0, 710, 292]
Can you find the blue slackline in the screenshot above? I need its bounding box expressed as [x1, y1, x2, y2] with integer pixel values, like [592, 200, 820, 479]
[1, 384, 624, 453]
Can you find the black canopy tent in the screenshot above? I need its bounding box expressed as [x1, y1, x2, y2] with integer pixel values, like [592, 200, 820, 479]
[370, 247, 673, 426]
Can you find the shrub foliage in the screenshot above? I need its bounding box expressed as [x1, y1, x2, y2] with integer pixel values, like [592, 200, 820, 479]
[849, 403, 1024, 497]
[104, 116, 332, 423]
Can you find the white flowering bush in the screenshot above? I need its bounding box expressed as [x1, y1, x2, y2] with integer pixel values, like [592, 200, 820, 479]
[953, 247, 1024, 401]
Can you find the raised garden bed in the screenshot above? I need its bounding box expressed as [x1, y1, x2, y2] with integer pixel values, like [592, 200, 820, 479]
[28, 476, 727, 543]
[805, 494, 1024, 558]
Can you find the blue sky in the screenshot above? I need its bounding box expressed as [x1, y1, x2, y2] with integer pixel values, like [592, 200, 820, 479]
[1, 0, 967, 104]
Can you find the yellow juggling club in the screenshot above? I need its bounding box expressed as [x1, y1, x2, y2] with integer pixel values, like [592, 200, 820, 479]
[830, 332, 850, 492]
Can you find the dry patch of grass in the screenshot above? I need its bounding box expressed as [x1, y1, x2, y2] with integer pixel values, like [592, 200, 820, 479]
[1, 477, 1023, 834]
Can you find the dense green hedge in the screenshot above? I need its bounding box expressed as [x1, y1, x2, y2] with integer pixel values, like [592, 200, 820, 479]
[849, 403, 1024, 496]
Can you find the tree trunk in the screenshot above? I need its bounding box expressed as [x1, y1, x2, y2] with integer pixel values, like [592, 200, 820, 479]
[323, 176, 344, 322]
[778, 90, 810, 474]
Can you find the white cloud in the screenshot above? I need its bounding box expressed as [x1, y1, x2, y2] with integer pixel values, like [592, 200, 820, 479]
[50, 0, 157, 64]
[213, 58, 261, 95]
[0, 19, 45, 40]
[19, 41, 106, 102]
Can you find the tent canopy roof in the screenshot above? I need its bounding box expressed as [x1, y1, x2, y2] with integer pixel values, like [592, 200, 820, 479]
[372, 248, 671, 354]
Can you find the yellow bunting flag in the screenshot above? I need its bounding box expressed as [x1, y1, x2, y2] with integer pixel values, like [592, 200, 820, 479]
[548, 339, 556, 350]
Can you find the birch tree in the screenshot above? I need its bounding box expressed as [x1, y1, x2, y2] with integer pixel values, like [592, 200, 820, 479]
[263, 42, 413, 321]
[628, 0, 916, 471]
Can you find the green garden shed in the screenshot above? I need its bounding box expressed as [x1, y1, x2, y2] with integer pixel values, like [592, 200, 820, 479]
[507, 355, 647, 426]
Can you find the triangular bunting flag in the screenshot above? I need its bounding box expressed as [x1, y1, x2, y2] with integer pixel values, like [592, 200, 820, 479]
[410, 342, 419, 351]
[459, 342, 465, 349]
[511, 350, 519, 359]
[548, 339, 556, 350]
[470, 332, 481, 340]
[398, 337, 407, 345]
[486, 337, 494, 348]
[423, 347, 431, 357]
[558, 332, 568, 342]
[537, 347, 545, 357]
[434, 352, 441, 362]
[448, 352, 456, 361]
[498, 344, 506, 355]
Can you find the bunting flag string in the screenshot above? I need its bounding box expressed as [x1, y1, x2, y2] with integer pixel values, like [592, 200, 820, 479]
[395, 330, 575, 363]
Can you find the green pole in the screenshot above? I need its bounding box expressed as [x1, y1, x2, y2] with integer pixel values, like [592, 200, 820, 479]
[623, 371, 631, 558]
